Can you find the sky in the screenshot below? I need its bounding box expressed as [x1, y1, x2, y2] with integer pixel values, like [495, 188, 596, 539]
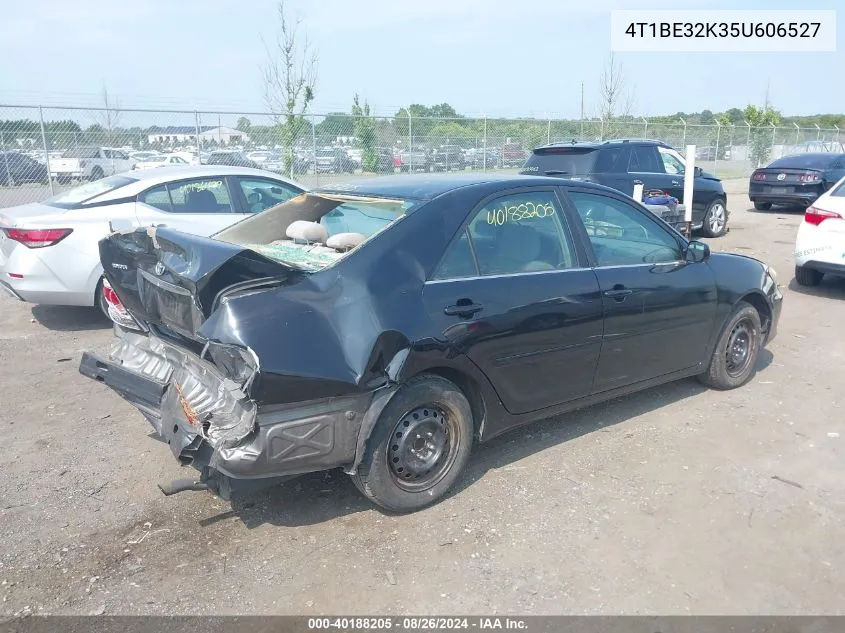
[1, 0, 842, 119]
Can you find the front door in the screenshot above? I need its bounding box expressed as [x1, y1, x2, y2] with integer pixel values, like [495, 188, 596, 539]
[563, 189, 718, 392]
[421, 188, 604, 414]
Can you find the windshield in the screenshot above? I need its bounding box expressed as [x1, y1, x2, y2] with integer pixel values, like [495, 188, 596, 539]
[521, 147, 598, 175]
[768, 154, 839, 169]
[61, 148, 99, 159]
[45, 175, 137, 209]
[216, 193, 419, 272]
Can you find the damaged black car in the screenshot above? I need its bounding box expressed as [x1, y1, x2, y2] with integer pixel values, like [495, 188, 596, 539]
[80, 174, 782, 512]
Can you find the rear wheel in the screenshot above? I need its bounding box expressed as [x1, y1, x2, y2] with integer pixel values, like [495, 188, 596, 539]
[95, 278, 110, 319]
[697, 302, 762, 390]
[700, 198, 728, 237]
[350, 374, 473, 512]
[795, 265, 823, 287]
[753, 201, 772, 211]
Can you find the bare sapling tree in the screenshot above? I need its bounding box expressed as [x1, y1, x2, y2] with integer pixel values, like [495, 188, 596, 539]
[97, 82, 122, 147]
[597, 53, 635, 139]
[261, 0, 318, 175]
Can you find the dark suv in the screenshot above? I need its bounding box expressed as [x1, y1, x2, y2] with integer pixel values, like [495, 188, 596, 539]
[521, 139, 729, 237]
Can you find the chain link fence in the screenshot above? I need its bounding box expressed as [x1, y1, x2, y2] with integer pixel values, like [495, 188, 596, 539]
[1, 103, 843, 208]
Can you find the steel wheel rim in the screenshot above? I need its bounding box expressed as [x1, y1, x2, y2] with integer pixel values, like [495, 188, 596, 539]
[725, 319, 754, 377]
[388, 405, 459, 492]
[709, 204, 725, 232]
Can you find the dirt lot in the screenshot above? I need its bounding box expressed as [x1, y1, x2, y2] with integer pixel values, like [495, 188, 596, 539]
[1, 178, 844, 616]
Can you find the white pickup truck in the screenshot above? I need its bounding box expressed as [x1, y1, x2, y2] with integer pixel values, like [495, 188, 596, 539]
[49, 147, 134, 183]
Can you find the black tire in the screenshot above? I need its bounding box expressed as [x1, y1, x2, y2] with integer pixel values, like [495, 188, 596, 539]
[95, 278, 110, 319]
[697, 301, 762, 390]
[350, 374, 474, 512]
[90, 167, 104, 181]
[753, 201, 772, 211]
[700, 198, 728, 237]
[795, 265, 823, 287]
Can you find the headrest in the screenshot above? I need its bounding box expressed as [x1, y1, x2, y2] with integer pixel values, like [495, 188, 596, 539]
[326, 232, 366, 251]
[286, 220, 328, 243]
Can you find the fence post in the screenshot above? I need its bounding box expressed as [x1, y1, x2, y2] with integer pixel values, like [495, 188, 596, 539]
[546, 114, 551, 144]
[599, 117, 604, 141]
[793, 122, 800, 146]
[483, 114, 487, 172]
[38, 106, 54, 195]
[408, 112, 413, 171]
[642, 117, 648, 138]
[311, 113, 317, 176]
[771, 123, 776, 160]
[680, 118, 686, 147]
[194, 111, 202, 163]
[835, 125, 840, 145]
[714, 121, 721, 173]
[1, 131, 12, 187]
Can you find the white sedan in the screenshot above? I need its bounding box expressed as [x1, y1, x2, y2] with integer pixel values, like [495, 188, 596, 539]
[131, 154, 190, 171]
[0, 165, 305, 313]
[794, 175, 845, 286]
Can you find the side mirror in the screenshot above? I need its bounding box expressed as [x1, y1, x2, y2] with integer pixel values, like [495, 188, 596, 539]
[686, 240, 710, 263]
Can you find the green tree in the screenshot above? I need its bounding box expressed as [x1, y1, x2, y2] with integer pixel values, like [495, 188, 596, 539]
[261, 0, 318, 174]
[351, 94, 378, 172]
[236, 117, 251, 132]
[744, 104, 781, 166]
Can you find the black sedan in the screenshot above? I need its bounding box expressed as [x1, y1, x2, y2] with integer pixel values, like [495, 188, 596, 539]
[749, 153, 845, 210]
[80, 174, 783, 512]
[0, 151, 49, 186]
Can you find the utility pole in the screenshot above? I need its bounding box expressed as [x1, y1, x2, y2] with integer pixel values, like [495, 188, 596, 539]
[580, 81, 585, 139]
[764, 78, 770, 109]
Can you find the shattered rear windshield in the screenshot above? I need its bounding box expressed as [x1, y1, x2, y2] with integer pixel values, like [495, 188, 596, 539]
[216, 193, 419, 272]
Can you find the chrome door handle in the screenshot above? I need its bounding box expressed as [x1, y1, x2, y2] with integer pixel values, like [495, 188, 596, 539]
[603, 288, 633, 300]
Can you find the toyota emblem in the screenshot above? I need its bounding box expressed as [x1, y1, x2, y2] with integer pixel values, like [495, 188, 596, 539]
[154, 261, 165, 276]
[776, 173, 786, 181]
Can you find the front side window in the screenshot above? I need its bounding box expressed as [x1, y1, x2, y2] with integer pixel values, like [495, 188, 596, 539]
[237, 177, 300, 213]
[434, 191, 576, 279]
[658, 146, 686, 175]
[568, 191, 684, 266]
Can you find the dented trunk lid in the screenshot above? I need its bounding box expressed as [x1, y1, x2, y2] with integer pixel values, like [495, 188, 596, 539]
[100, 226, 306, 340]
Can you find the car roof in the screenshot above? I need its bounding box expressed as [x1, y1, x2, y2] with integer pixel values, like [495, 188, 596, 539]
[313, 173, 612, 201]
[533, 138, 669, 151]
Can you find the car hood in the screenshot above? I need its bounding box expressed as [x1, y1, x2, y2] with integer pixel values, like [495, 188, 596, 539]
[0, 202, 69, 226]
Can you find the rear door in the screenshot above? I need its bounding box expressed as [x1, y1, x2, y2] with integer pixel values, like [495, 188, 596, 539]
[422, 187, 604, 414]
[627, 144, 673, 197]
[135, 176, 247, 235]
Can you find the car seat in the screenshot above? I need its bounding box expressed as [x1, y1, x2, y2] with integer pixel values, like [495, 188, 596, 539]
[184, 189, 218, 213]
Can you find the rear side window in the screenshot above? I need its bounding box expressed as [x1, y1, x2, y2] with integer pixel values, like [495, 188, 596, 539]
[521, 148, 598, 176]
[433, 191, 577, 279]
[594, 147, 629, 173]
[628, 146, 662, 172]
[139, 184, 173, 211]
[140, 178, 234, 213]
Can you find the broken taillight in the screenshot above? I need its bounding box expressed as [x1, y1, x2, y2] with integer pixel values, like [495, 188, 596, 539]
[102, 278, 143, 331]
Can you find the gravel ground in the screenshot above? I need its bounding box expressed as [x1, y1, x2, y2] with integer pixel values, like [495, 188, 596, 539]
[1, 178, 843, 616]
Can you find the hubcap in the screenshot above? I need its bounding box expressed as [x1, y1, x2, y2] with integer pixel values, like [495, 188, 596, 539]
[709, 204, 725, 232]
[725, 320, 753, 377]
[388, 406, 456, 492]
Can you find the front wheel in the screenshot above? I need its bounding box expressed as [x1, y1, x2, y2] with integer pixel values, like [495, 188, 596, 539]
[350, 374, 473, 512]
[753, 201, 772, 211]
[700, 198, 728, 237]
[697, 301, 762, 390]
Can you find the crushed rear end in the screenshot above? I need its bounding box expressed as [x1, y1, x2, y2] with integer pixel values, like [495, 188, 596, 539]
[79, 208, 410, 498]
